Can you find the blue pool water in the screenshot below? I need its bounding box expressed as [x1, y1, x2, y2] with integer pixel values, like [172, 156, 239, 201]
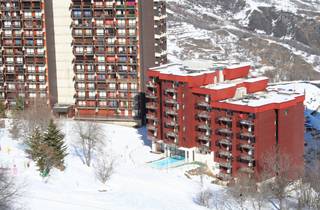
[150, 156, 185, 169]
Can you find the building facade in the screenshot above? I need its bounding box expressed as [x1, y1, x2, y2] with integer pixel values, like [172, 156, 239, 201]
[153, 0, 167, 66]
[69, 0, 166, 125]
[0, 0, 48, 107]
[146, 61, 305, 180]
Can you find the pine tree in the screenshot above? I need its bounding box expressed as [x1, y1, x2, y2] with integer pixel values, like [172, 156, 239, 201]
[14, 97, 24, 112]
[26, 127, 43, 160]
[43, 119, 68, 170]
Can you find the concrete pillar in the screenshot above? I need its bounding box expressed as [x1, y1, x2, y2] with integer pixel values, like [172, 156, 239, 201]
[51, 0, 74, 105]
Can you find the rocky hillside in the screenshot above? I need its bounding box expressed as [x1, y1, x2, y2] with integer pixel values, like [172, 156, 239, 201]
[167, 0, 320, 81]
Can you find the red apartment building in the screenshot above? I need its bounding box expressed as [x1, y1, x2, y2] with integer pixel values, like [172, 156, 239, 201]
[146, 61, 305, 180]
[0, 0, 49, 107]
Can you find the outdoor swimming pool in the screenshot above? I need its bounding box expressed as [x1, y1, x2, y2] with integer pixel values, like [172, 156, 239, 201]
[150, 156, 185, 169]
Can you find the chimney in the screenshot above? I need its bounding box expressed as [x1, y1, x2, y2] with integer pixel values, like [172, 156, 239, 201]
[219, 68, 224, 83]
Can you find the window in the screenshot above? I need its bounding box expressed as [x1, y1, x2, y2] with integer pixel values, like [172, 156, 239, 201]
[39, 66, 45, 72]
[78, 101, 86, 106]
[120, 83, 127, 90]
[77, 83, 85, 89]
[87, 83, 95, 89]
[98, 65, 105, 72]
[98, 56, 105, 62]
[284, 110, 289, 116]
[131, 83, 137, 90]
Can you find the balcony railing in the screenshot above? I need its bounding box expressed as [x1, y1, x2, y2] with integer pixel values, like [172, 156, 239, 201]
[216, 128, 232, 136]
[217, 116, 232, 123]
[146, 102, 157, 110]
[165, 120, 178, 128]
[219, 161, 232, 169]
[146, 82, 156, 89]
[218, 150, 232, 158]
[239, 119, 254, 126]
[217, 138, 232, 147]
[239, 132, 255, 139]
[165, 108, 178, 116]
[146, 114, 157, 121]
[197, 101, 210, 108]
[165, 98, 177, 105]
[164, 88, 176, 94]
[197, 111, 210, 119]
[145, 92, 157, 99]
[198, 134, 210, 142]
[239, 144, 254, 151]
[239, 155, 255, 163]
[147, 125, 157, 131]
[197, 124, 211, 131]
[166, 131, 178, 138]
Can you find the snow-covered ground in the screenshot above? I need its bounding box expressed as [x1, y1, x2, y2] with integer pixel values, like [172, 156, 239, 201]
[0, 120, 207, 210]
[0, 82, 320, 210]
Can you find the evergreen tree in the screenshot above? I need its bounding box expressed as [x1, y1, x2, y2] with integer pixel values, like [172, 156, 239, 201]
[26, 127, 43, 160]
[43, 119, 68, 170]
[14, 97, 24, 112]
[0, 102, 5, 118]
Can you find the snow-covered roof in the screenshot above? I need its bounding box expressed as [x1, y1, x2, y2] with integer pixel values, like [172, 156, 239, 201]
[224, 88, 303, 107]
[203, 77, 267, 90]
[150, 60, 251, 77]
[150, 60, 217, 76]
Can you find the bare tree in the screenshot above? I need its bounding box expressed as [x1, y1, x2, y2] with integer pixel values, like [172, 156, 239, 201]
[0, 170, 19, 210]
[195, 188, 213, 208]
[296, 162, 320, 210]
[73, 121, 105, 167]
[229, 174, 267, 210]
[94, 153, 115, 184]
[259, 146, 303, 210]
[10, 98, 52, 141]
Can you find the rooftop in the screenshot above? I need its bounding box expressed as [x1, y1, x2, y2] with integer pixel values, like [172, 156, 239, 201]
[150, 60, 250, 76]
[223, 87, 303, 107]
[203, 76, 268, 90]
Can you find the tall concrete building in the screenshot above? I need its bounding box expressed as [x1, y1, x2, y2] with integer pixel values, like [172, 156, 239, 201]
[0, 0, 49, 107]
[0, 0, 167, 125]
[68, 0, 165, 125]
[154, 0, 167, 66]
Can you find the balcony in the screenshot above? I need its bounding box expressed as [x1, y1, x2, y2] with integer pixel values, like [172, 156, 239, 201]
[239, 132, 255, 140]
[217, 138, 232, 147]
[146, 82, 156, 89]
[146, 102, 157, 110]
[165, 108, 178, 116]
[198, 134, 210, 142]
[146, 114, 157, 121]
[164, 88, 176, 94]
[239, 155, 255, 163]
[239, 144, 254, 151]
[165, 120, 178, 128]
[165, 98, 177, 105]
[216, 128, 232, 136]
[197, 111, 210, 119]
[218, 150, 232, 158]
[145, 92, 157, 99]
[197, 101, 210, 108]
[217, 116, 232, 124]
[239, 119, 254, 126]
[197, 124, 211, 131]
[166, 131, 178, 138]
[219, 161, 232, 169]
[147, 125, 157, 131]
